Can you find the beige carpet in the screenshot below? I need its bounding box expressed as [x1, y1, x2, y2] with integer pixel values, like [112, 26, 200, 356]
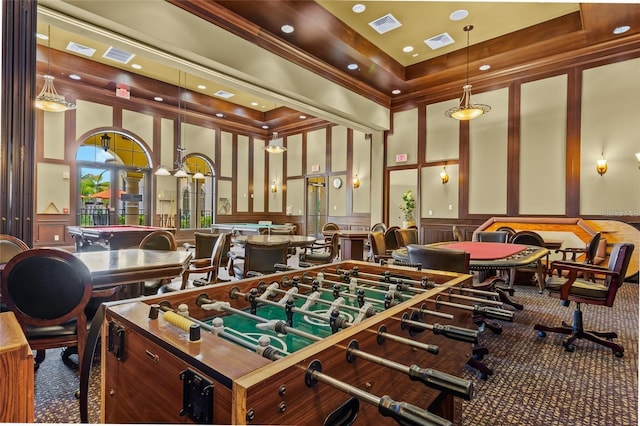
[33, 282, 638, 425]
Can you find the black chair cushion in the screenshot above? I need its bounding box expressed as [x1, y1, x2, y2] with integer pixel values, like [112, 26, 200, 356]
[545, 276, 608, 300]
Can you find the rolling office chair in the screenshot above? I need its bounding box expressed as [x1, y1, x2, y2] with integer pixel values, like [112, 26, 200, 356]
[534, 243, 634, 357]
[368, 231, 393, 264]
[395, 228, 419, 247]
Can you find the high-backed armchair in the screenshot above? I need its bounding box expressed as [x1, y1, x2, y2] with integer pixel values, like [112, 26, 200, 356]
[230, 241, 289, 279]
[406, 244, 469, 273]
[139, 230, 178, 295]
[299, 233, 340, 265]
[534, 243, 634, 357]
[395, 228, 418, 248]
[368, 231, 393, 264]
[180, 233, 230, 289]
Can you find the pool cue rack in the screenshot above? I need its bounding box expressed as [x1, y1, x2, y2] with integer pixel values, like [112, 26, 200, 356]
[101, 260, 491, 425]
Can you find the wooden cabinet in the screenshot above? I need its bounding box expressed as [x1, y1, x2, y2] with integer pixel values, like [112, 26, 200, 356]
[0, 311, 34, 422]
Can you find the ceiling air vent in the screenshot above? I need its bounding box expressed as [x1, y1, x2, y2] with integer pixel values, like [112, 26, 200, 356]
[424, 32, 455, 50]
[368, 13, 402, 35]
[213, 90, 235, 99]
[66, 41, 96, 57]
[103, 46, 135, 64]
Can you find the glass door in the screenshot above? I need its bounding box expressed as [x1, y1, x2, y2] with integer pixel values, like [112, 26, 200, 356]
[306, 177, 326, 238]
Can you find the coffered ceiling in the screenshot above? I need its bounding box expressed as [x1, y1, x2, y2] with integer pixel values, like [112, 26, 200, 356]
[36, 1, 640, 132]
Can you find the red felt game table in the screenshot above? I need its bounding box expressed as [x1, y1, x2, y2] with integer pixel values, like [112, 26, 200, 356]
[392, 241, 549, 292]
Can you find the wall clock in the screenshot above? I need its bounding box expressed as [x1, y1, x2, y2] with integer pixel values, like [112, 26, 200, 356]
[332, 178, 342, 188]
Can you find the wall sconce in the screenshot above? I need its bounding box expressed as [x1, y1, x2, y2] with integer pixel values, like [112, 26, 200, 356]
[635, 152, 640, 169]
[352, 174, 360, 189]
[100, 133, 111, 152]
[440, 166, 449, 184]
[271, 180, 278, 193]
[596, 153, 608, 176]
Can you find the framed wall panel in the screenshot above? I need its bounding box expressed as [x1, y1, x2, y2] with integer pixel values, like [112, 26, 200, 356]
[426, 99, 460, 163]
[387, 108, 418, 167]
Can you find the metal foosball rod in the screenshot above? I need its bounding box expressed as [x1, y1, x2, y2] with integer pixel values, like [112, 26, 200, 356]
[150, 303, 286, 360]
[195, 294, 321, 343]
[398, 312, 479, 343]
[332, 266, 500, 299]
[308, 271, 505, 310]
[305, 360, 453, 426]
[282, 276, 397, 310]
[426, 296, 515, 322]
[345, 340, 473, 401]
[370, 324, 440, 354]
[257, 281, 379, 323]
[228, 286, 352, 332]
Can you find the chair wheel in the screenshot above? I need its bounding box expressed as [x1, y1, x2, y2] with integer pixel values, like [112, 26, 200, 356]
[477, 371, 488, 380]
[537, 330, 546, 338]
[614, 351, 624, 358]
[564, 343, 575, 352]
[75, 390, 80, 399]
[473, 353, 484, 361]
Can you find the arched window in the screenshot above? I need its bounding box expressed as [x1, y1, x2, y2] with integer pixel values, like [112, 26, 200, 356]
[76, 131, 152, 226]
[177, 155, 215, 229]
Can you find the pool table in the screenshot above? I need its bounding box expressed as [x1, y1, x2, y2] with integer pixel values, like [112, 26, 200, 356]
[67, 225, 175, 252]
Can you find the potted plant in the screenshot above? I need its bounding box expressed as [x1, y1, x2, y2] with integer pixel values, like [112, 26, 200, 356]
[399, 190, 416, 228]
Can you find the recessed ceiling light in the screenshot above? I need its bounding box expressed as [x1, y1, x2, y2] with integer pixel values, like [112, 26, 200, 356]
[251, 102, 259, 106]
[262, 125, 269, 129]
[347, 63, 359, 70]
[36, 33, 49, 40]
[197, 84, 206, 90]
[403, 46, 414, 53]
[412, 53, 419, 58]
[281, 24, 294, 34]
[392, 89, 402, 95]
[215, 113, 224, 118]
[69, 74, 81, 80]
[154, 97, 163, 102]
[352, 4, 366, 14]
[613, 25, 630, 35]
[131, 63, 142, 70]
[450, 9, 469, 21]
[479, 64, 491, 71]
[299, 115, 306, 119]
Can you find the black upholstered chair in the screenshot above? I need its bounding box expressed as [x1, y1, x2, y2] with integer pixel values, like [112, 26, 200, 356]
[475, 231, 510, 243]
[384, 226, 400, 252]
[364, 222, 387, 260]
[181, 233, 230, 289]
[139, 230, 178, 295]
[299, 232, 340, 265]
[230, 241, 289, 279]
[395, 228, 419, 248]
[407, 244, 469, 273]
[495, 226, 517, 241]
[184, 232, 219, 267]
[1, 248, 93, 370]
[534, 243, 634, 357]
[510, 230, 548, 287]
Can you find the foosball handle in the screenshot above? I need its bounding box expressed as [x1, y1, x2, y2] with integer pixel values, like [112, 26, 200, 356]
[378, 395, 452, 426]
[407, 365, 473, 401]
[431, 323, 479, 343]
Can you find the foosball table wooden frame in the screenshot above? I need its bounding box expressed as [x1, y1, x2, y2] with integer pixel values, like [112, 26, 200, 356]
[100, 260, 488, 425]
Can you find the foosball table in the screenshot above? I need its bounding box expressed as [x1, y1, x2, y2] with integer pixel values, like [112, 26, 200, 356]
[100, 260, 511, 425]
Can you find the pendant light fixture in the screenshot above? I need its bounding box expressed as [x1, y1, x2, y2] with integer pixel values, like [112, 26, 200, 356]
[445, 25, 490, 120]
[36, 26, 76, 112]
[265, 131, 287, 154]
[155, 71, 189, 177]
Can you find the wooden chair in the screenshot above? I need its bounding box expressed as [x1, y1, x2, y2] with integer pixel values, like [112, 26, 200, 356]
[534, 243, 634, 357]
[364, 222, 387, 260]
[368, 231, 393, 264]
[139, 230, 178, 295]
[181, 233, 230, 289]
[1, 248, 93, 370]
[552, 232, 604, 282]
[229, 241, 289, 279]
[452, 225, 465, 242]
[299, 233, 340, 265]
[321, 222, 340, 244]
[0, 234, 30, 265]
[395, 228, 418, 248]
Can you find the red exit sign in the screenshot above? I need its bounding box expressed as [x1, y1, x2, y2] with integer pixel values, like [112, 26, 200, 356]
[395, 153, 408, 163]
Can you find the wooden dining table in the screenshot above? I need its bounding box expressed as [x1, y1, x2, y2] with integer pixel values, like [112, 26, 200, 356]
[78, 248, 192, 423]
[231, 234, 317, 247]
[322, 230, 370, 261]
